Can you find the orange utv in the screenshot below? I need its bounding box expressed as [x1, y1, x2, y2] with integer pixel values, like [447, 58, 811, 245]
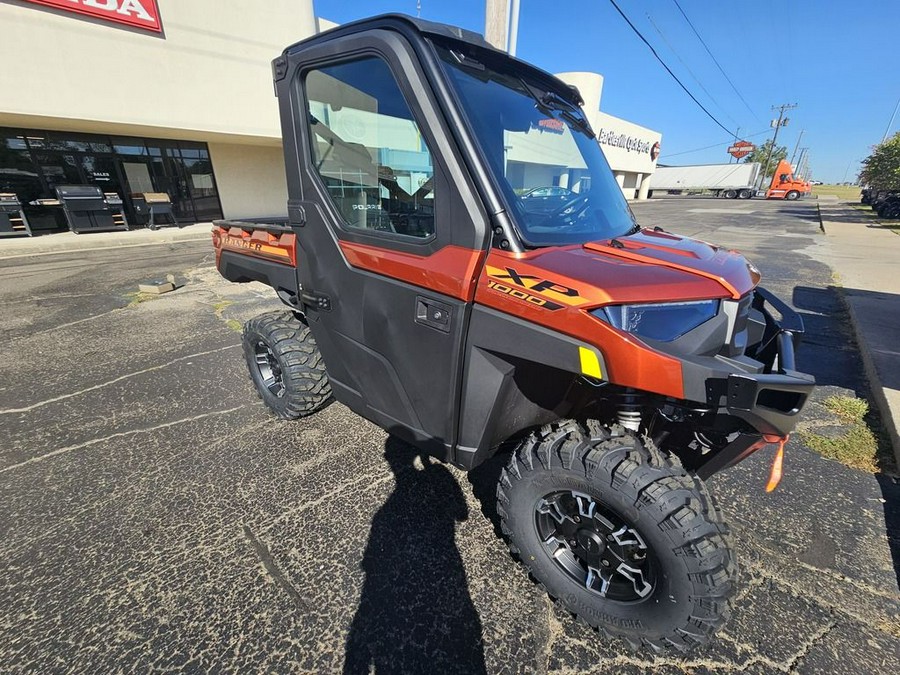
[212, 15, 815, 653]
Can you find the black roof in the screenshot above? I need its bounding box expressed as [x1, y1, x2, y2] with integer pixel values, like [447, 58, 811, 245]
[284, 13, 495, 56]
[279, 13, 584, 107]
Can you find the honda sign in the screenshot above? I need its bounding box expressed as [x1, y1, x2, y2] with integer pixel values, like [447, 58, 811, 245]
[21, 0, 162, 33]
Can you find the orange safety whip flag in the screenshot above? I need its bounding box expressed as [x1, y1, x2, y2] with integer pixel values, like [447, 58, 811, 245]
[765, 434, 789, 492]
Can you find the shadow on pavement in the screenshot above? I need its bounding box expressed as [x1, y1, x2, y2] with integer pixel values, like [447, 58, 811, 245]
[793, 284, 900, 588]
[822, 205, 900, 228]
[792, 285, 861, 391]
[343, 436, 486, 675]
[467, 450, 509, 539]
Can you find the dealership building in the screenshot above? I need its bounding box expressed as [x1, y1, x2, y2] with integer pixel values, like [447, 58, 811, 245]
[0, 0, 660, 234]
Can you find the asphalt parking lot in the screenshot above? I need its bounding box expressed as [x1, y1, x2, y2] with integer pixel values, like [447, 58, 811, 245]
[1, 198, 898, 673]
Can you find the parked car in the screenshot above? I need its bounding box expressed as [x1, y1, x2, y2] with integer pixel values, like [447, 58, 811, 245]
[519, 186, 575, 213]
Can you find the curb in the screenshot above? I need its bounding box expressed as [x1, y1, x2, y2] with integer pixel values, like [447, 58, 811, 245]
[836, 283, 900, 469]
[0, 226, 213, 259]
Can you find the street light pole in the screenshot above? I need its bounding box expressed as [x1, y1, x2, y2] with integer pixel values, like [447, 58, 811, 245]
[508, 0, 520, 56]
[730, 127, 740, 164]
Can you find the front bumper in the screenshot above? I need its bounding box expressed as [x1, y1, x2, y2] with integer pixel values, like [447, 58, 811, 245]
[681, 286, 815, 439]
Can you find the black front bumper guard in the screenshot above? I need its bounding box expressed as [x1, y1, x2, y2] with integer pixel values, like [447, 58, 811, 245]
[696, 287, 815, 479]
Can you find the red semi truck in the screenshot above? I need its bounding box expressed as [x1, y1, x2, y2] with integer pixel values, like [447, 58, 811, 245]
[766, 159, 811, 200]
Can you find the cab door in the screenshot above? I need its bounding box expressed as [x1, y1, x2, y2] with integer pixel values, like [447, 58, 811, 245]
[277, 32, 489, 458]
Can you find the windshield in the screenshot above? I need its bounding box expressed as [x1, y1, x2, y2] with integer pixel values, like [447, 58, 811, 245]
[437, 46, 638, 247]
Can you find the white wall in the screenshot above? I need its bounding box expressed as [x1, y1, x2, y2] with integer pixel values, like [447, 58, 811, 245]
[0, 0, 316, 140]
[208, 143, 288, 219]
[555, 72, 662, 177]
[593, 112, 661, 176]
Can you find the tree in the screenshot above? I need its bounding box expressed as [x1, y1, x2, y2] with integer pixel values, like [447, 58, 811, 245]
[743, 139, 788, 181]
[859, 132, 900, 189]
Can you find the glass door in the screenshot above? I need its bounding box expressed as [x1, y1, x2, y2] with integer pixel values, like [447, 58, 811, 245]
[80, 154, 125, 199]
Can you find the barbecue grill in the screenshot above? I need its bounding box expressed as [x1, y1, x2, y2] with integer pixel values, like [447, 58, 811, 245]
[54, 185, 128, 234]
[0, 193, 32, 237]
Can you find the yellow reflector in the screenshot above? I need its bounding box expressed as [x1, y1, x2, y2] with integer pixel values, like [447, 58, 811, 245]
[578, 346, 602, 379]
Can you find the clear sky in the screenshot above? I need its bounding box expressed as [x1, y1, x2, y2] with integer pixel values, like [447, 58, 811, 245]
[315, 0, 899, 183]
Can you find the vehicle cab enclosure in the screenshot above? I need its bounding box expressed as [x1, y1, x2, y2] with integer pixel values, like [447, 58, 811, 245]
[266, 14, 813, 476]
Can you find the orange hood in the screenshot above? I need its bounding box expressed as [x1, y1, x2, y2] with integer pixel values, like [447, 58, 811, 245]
[485, 228, 761, 310]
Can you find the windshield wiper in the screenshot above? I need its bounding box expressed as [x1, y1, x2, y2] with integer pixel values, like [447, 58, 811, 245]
[539, 92, 595, 137]
[518, 78, 595, 138]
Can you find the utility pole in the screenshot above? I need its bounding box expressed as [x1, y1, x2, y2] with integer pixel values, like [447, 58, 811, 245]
[789, 129, 805, 168]
[842, 159, 855, 184]
[484, 0, 510, 50]
[761, 103, 797, 186]
[484, 0, 520, 54]
[881, 95, 900, 144]
[796, 148, 809, 180]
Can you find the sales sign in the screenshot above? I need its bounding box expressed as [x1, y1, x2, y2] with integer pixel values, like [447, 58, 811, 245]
[20, 0, 162, 33]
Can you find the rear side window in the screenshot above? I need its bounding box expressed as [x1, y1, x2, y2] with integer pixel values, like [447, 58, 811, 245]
[304, 57, 436, 239]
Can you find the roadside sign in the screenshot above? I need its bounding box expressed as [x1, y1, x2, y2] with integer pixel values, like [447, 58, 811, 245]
[728, 140, 754, 159]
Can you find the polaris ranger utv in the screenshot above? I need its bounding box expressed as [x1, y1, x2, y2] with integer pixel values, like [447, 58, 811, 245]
[212, 15, 814, 652]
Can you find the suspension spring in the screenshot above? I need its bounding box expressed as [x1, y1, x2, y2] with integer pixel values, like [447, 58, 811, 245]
[616, 389, 643, 432]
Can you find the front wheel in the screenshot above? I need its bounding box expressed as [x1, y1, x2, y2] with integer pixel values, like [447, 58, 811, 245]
[785, 190, 800, 201]
[242, 311, 332, 420]
[497, 421, 736, 653]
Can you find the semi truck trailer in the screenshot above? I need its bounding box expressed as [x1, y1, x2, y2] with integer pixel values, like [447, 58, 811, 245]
[648, 162, 761, 199]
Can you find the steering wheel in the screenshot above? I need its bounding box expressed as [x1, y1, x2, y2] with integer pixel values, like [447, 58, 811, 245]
[546, 192, 591, 226]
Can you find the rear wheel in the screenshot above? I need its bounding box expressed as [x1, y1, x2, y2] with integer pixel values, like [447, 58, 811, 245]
[497, 421, 736, 653]
[242, 311, 332, 420]
[724, 189, 738, 199]
[738, 189, 752, 199]
[785, 190, 800, 201]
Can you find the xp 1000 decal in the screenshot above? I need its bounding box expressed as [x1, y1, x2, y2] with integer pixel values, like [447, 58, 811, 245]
[485, 265, 586, 311]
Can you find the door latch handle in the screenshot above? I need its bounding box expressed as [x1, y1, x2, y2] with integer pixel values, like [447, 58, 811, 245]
[415, 296, 451, 333]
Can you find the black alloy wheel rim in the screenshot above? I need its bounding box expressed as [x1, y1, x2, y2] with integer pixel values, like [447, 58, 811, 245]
[254, 341, 285, 397]
[534, 490, 656, 602]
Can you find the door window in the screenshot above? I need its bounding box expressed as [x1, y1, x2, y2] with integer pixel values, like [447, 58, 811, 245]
[304, 57, 436, 239]
[123, 162, 154, 193]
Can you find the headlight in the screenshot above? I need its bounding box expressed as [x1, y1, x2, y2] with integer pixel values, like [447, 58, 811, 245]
[592, 300, 719, 342]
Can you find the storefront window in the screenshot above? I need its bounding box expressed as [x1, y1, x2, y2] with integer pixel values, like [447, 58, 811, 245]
[122, 162, 154, 193]
[0, 135, 43, 205]
[36, 152, 82, 194]
[0, 126, 224, 227]
[27, 132, 112, 154]
[113, 138, 148, 156]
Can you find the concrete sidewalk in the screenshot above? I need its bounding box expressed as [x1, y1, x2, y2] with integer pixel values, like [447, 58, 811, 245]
[0, 222, 214, 258]
[814, 197, 900, 464]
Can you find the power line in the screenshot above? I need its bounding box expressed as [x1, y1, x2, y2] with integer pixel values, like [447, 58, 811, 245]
[662, 128, 771, 158]
[606, 0, 734, 136]
[645, 12, 738, 129]
[670, 0, 763, 125]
